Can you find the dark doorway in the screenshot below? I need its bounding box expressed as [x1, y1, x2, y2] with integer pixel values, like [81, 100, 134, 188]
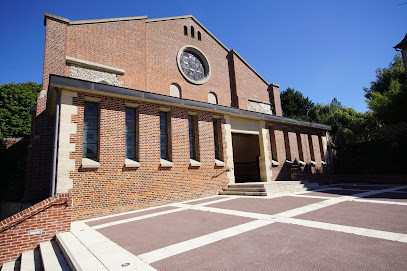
[232, 133, 261, 183]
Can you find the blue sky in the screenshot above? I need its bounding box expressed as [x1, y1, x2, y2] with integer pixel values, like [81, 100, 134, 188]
[0, 0, 406, 112]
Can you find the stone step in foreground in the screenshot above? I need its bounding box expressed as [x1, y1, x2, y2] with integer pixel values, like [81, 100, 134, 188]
[221, 181, 321, 196]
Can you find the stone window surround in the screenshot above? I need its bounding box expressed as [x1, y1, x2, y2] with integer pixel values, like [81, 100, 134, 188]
[177, 45, 211, 85]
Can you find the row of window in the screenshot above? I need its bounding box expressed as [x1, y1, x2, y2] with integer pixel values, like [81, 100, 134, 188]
[169, 83, 218, 104]
[184, 25, 201, 41]
[82, 102, 222, 164]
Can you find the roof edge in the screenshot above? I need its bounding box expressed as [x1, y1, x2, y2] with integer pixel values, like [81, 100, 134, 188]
[48, 74, 331, 131]
[230, 50, 270, 86]
[44, 12, 147, 26]
[146, 15, 230, 53]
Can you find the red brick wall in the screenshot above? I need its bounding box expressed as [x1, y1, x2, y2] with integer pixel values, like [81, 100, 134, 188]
[0, 193, 71, 265]
[69, 93, 230, 220]
[66, 19, 147, 91]
[233, 53, 271, 110]
[145, 18, 232, 106]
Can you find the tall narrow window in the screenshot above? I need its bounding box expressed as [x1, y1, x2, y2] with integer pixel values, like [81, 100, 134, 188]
[188, 115, 197, 160]
[197, 31, 201, 40]
[308, 134, 315, 162]
[283, 129, 291, 162]
[191, 26, 195, 38]
[318, 135, 326, 162]
[160, 111, 169, 160]
[125, 107, 137, 160]
[184, 25, 188, 36]
[269, 127, 278, 162]
[83, 102, 99, 160]
[296, 132, 304, 162]
[213, 119, 221, 160]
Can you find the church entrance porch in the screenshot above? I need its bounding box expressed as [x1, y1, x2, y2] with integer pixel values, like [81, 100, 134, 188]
[232, 133, 261, 183]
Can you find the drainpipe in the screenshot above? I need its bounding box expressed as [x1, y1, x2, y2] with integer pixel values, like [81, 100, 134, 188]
[50, 88, 61, 197]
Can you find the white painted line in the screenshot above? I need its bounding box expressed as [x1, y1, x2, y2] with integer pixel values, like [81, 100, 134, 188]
[92, 208, 186, 230]
[71, 221, 157, 270]
[196, 197, 236, 206]
[289, 194, 335, 199]
[351, 198, 407, 206]
[82, 204, 182, 223]
[137, 219, 275, 264]
[280, 217, 407, 243]
[353, 185, 407, 198]
[175, 203, 276, 220]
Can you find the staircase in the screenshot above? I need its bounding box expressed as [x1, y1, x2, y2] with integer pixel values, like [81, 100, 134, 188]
[0, 232, 105, 271]
[220, 181, 321, 196]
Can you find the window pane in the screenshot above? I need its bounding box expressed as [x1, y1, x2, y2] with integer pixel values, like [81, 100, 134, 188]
[84, 144, 98, 158]
[85, 130, 98, 144]
[126, 119, 135, 132]
[83, 102, 99, 159]
[85, 103, 98, 116]
[125, 108, 135, 120]
[84, 116, 98, 130]
[126, 133, 135, 145]
[125, 108, 137, 160]
[126, 145, 135, 159]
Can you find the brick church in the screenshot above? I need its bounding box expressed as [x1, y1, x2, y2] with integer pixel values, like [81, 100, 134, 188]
[26, 13, 331, 220]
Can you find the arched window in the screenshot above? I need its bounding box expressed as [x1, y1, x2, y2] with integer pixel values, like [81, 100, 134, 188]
[170, 83, 181, 98]
[191, 26, 195, 38]
[197, 31, 201, 41]
[208, 92, 218, 104]
[184, 26, 188, 36]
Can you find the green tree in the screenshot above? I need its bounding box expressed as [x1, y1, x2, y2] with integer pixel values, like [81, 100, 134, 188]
[280, 87, 314, 120]
[364, 53, 407, 124]
[308, 99, 379, 146]
[0, 82, 41, 138]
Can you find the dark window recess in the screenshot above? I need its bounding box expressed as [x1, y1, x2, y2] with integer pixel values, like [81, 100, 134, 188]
[189, 115, 197, 160]
[125, 107, 137, 160]
[213, 119, 221, 160]
[191, 26, 195, 38]
[160, 111, 169, 160]
[197, 31, 201, 40]
[184, 25, 188, 36]
[83, 102, 99, 160]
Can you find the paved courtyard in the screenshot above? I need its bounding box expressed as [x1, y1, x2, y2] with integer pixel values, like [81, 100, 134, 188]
[72, 183, 407, 270]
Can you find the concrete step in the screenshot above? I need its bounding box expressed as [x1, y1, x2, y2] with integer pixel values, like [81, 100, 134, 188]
[20, 250, 35, 271]
[40, 241, 70, 271]
[219, 191, 267, 196]
[223, 187, 266, 192]
[1, 260, 16, 271]
[228, 183, 266, 188]
[56, 231, 107, 271]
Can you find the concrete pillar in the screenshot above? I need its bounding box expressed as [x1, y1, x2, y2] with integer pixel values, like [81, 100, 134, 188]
[258, 121, 272, 182]
[56, 90, 78, 193]
[223, 115, 235, 184]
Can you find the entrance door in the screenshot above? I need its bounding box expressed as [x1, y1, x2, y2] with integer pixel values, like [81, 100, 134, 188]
[232, 133, 261, 183]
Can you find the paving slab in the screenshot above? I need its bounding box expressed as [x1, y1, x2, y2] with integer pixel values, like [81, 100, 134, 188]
[152, 223, 407, 271]
[186, 196, 225, 205]
[96, 209, 252, 255]
[296, 201, 407, 234]
[301, 189, 369, 197]
[86, 206, 178, 227]
[205, 196, 323, 215]
[362, 192, 407, 202]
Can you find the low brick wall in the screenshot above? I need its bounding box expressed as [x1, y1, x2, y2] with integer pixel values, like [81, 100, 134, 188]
[0, 193, 71, 265]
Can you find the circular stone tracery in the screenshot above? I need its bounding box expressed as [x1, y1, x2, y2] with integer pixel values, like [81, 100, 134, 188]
[177, 45, 210, 84]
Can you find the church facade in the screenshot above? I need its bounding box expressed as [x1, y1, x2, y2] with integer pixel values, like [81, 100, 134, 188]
[26, 13, 331, 220]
